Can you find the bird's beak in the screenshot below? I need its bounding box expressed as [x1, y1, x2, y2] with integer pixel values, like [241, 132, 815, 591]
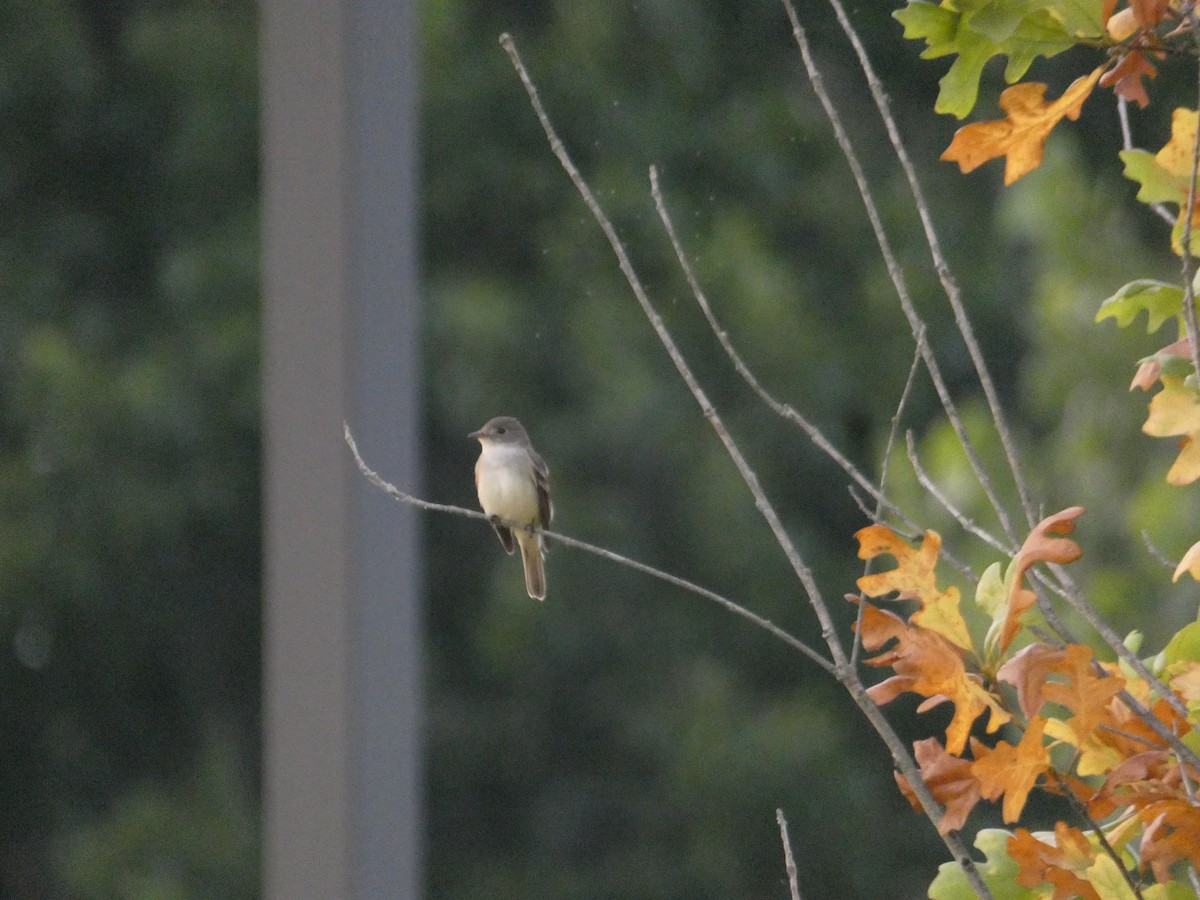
[468, 429, 484, 441]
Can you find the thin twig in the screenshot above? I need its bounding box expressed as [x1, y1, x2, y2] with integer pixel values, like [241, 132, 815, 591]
[780, 0, 1021, 552]
[776, 809, 803, 900]
[1179, 33, 1200, 380]
[1140, 530, 1177, 571]
[499, 30, 991, 900]
[344, 422, 836, 675]
[1050, 768, 1146, 899]
[905, 432, 1015, 556]
[649, 171, 917, 535]
[814, 0, 1039, 532]
[854, 342, 925, 666]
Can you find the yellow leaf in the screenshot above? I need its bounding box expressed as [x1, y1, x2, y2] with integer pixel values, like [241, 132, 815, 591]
[1142, 375, 1200, 485]
[1153, 108, 1200, 178]
[942, 67, 1104, 185]
[1172, 540, 1200, 582]
[855, 526, 973, 651]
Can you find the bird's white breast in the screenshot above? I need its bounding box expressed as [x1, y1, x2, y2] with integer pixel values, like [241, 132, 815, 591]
[476, 444, 539, 525]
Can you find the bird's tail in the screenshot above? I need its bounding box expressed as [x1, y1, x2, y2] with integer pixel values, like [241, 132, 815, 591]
[517, 531, 546, 601]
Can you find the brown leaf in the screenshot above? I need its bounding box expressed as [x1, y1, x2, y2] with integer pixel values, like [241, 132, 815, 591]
[1131, 0, 1171, 28]
[894, 737, 982, 834]
[942, 69, 1104, 185]
[1099, 49, 1158, 109]
[1008, 823, 1101, 900]
[994, 508, 1085, 653]
[1139, 798, 1200, 882]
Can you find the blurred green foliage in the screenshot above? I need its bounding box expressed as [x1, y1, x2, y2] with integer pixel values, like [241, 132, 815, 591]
[0, 0, 259, 895]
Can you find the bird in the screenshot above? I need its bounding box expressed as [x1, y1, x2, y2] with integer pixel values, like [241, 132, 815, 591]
[469, 416, 552, 600]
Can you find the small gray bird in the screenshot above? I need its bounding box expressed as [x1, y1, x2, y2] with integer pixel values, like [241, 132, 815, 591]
[469, 416, 552, 600]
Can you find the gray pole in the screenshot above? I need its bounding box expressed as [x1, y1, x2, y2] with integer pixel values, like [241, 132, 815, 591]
[261, 1, 422, 898]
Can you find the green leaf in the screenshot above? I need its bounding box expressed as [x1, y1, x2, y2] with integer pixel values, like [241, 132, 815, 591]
[974, 561, 1006, 616]
[1163, 620, 1200, 665]
[1121, 149, 1189, 206]
[1095, 280, 1185, 333]
[928, 829, 1042, 900]
[894, 0, 1082, 118]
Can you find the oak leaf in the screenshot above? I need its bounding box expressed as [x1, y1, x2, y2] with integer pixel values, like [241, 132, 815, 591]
[856, 526, 973, 651]
[892, 0, 1092, 119]
[942, 67, 1104, 184]
[1008, 822, 1100, 900]
[894, 737, 982, 834]
[1121, 108, 1200, 255]
[856, 600, 1009, 755]
[998, 642, 1127, 776]
[971, 716, 1050, 823]
[1098, 48, 1157, 109]
[1095, 280, 1185, 334]
[986, 507, 1085, 656]
[1142, 374, 1200, 485]
[1139, 798, 1200, 883]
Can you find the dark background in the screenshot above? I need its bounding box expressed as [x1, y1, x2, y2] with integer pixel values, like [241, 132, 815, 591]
[1, 1, 1194, 897]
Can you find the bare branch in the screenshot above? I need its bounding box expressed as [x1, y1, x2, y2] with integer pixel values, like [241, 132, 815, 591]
[811, 0, 1039, 531]
[905, 432, 1015, 557]
[779, 0, 1022, 552]
[776, 809, 803, 900]
[648, 170, 916, 535]
[854, 343, 925, 665]
[1179, 34, 1200, 380]
[344, 422, 836, 675]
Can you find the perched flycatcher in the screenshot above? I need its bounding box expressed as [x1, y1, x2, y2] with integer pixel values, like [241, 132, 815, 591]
[469, 416, 552, 600]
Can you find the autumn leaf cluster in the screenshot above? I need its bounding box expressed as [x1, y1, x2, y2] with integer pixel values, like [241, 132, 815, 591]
[853, 513, 1200, 895]
[895, 0, 1198, 186]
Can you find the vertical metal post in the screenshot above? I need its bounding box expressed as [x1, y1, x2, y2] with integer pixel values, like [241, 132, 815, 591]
[261, 1, 421, 897]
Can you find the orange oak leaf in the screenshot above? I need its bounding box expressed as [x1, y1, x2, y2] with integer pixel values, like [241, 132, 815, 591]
[1039, 645, 1126, 747]
[942, 68, 1104, 185]
[991, 507, 1085, 655]
[1099, 48, 1158, 109]
[855, 600, 1010, 755]
[1143, 374, 1200, 484]
[894, 737, 982, 834]
[970, 716, 1050, 823]
[1008, 823, 1101, 900]
[1139, 798, 1200, 883]
[998, 643, 1127, 776]
[855, 526, 973, 651]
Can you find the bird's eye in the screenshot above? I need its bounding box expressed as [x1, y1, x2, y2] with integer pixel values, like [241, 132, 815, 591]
[496, 427, 506, 434]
